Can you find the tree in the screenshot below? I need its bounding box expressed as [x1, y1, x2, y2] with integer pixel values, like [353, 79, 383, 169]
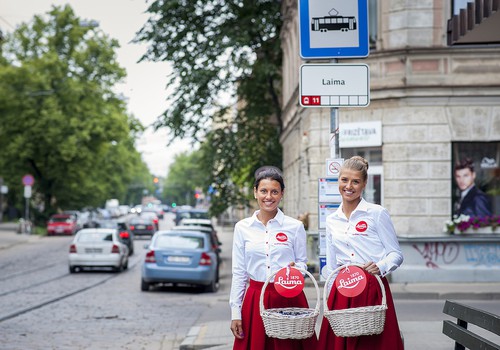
[0, 5, 151, 218]
[163, 151, 207, 207]
[136, 0, 283, 214]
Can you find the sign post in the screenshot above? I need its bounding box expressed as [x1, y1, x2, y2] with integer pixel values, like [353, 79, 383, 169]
[22, 174, 35, 234]
[298, 0, 370, 276]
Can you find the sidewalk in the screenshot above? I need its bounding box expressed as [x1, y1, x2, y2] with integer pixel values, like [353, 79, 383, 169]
[0, 222, 40, 250]
[178, 278, 500, 350]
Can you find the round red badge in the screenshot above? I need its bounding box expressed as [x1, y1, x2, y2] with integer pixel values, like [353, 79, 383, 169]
[274, 267, 305, 298]
[355, 221, 368, 232]
[276, 232, 288, 242]
[334, 266, 367, 298]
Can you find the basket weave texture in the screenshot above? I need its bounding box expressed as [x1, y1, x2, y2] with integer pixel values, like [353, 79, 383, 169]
[323, 264, 388, 337]
[259, 267, 320, 339]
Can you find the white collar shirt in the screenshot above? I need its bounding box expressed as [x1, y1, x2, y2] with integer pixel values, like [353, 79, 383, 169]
[325, 198, 403, 279]
[229, 208, 308, 320]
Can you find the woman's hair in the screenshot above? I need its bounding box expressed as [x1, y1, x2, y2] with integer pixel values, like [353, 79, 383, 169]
[254, 166, 285, 191]
[341, 156, 369, 182]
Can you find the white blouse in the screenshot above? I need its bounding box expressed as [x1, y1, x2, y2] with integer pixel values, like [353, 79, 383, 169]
[229, 208, 308, 320]
[325, 198, 403, 279]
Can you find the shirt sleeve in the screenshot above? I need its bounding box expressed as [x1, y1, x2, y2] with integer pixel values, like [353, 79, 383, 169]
[229, 223, 248, 320]
[375, 208, 404, 276]
[293, 222, 308, 272]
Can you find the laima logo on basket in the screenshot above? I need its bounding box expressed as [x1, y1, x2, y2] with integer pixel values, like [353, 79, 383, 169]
[274, 266, 305, 298]
[276, 232, 288, 242]
[355, 221, 368, 232]
[334, 266, 367, 298]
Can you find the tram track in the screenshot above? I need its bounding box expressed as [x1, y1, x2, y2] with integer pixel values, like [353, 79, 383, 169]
[0, 258, 141, 323]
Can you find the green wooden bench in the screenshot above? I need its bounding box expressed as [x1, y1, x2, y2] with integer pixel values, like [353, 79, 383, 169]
[442, 300, 500, 350]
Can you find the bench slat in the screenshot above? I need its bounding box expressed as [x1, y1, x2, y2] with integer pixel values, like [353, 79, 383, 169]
[443, 300, 500, 336]
[443, 320, 500, 350]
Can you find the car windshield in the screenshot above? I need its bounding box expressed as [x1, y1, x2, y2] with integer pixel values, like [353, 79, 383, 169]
[155, 235, 204, 249]
[50, 216, 71, 223]
[78, 231, 114, 242]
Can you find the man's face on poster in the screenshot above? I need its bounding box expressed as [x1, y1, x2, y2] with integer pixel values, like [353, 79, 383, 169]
[455, 168, 476, 191]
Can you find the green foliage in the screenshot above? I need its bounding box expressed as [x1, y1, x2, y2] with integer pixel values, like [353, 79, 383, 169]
[163, 151, 208, 206]
[136, 0, 283, 215]
[0, 5, 152, 219]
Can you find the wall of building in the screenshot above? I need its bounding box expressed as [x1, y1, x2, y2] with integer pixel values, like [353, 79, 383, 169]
[280, 0, 500, 237]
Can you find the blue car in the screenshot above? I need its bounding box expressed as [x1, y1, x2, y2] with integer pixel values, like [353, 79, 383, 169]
[141, 230, 219, 293]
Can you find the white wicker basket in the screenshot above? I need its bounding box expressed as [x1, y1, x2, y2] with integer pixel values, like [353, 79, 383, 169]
[259, 267, 320, 339]
[323, 264, 387, 337]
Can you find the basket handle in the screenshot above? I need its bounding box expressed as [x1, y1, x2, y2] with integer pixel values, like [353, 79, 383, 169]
[259, 266, 320, 315]
[323, 263, 387, 312]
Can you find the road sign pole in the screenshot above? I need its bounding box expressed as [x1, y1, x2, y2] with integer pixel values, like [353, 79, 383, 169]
[330, 59, 340, 159]
[330, 107, 340, 159]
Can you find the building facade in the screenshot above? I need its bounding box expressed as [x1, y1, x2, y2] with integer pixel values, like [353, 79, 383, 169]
[280, 0, 500, 240]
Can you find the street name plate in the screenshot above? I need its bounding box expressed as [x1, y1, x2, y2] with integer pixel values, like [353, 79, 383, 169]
[300, 63, 370, 108]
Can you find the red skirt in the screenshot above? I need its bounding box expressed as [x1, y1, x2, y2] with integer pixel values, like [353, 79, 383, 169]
[317, 273, 403, 350]
[233, 279, 318, 350]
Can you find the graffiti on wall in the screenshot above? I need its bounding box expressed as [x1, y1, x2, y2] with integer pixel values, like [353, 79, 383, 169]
[412, 242, 460, 268]
[464, 244, 500, 266]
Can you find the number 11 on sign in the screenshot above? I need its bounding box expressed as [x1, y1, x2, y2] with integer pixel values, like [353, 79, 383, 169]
[301, 95, 321, 105]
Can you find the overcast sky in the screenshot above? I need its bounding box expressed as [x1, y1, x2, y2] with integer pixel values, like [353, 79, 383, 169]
[0, 0, 193, 177]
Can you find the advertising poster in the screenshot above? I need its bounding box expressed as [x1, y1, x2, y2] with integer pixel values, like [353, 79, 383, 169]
[451, 142, 500, 220]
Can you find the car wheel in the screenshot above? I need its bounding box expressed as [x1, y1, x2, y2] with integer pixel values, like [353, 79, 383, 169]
[205, 278, 219, 293]
[69, 266, 77, 273]
[141, 279, 150, 291]
[123, 260, 128, 270]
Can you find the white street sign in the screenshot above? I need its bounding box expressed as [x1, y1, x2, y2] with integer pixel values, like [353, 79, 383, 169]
[24, 185, 32, 199]
[300, 63, 370, 107]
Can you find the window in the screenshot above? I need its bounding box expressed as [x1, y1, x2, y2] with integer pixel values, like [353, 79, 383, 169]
[451, 142, 500, 217]
[341, 147, 383, 205]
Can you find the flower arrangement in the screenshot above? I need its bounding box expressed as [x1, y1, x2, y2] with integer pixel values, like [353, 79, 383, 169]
[444, 214, 500, 234]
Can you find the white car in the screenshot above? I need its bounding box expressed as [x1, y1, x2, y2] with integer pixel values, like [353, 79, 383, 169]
[68, 228, 129, 273]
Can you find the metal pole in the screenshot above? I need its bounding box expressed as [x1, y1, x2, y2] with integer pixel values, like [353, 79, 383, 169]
[330, 59, 340, 159]
[330, 107, 340, 158]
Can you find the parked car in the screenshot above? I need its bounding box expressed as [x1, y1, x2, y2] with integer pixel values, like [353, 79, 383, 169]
[174, 208, 209, 225]
[141, 230, 219, 293]
[47, 214, 79, 235]
[129, 216, 156, 237]
[68, 228, 129, 273]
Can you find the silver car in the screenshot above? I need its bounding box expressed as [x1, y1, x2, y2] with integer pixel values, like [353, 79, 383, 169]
[68, 228, 129, 273]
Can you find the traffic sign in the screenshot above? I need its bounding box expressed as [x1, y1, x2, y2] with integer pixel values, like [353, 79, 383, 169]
[299, 0, 369, 59]
[22, 174, 35, 186]
[24, 185, 32, 199]
[300, 64, 370, 107]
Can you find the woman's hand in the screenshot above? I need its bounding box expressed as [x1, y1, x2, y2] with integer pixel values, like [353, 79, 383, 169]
[362, 261, 380, 276]
[230, 319, 244, 339]
[289, 261, 295, 267]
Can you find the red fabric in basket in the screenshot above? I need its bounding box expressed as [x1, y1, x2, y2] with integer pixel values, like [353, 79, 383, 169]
[233, 279, 318, 350]
[317, 273, 403, 350]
